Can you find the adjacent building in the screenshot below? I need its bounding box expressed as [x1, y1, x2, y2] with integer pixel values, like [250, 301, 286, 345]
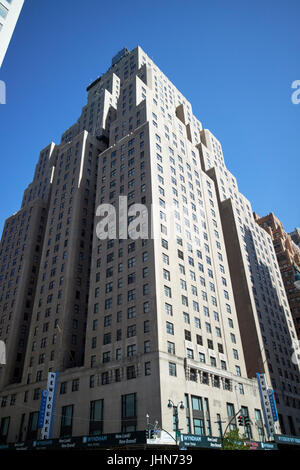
[289, 228, 300, 250]
[0, 0, 24, 67]
[254, 213, 300, 340]
[0, 46, 299, 445]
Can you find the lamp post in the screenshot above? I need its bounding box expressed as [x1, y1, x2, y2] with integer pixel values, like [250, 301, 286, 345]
[168, 399, 184, 445]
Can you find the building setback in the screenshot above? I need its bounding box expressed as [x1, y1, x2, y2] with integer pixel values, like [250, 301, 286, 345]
[0, 46, 299, 444]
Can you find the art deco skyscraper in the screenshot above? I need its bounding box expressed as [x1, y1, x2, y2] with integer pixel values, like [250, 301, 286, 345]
[0, 46, 299, 444]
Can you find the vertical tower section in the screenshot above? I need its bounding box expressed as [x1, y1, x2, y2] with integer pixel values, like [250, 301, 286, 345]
[21, 131, 105, 384]
[0, 201, 48, 389]
[198, 128, 300, 435]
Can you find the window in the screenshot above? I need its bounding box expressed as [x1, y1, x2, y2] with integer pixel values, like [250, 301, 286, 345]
[128, 306, 136, 318]
[127, 365, 136, 379]
[60, 382, 67, 395]
[164, 285, 172, 298]
[166, 321, 174, 335]
[187, 348, 194, 359]
[60, 405, 74, 438]
[103, 351, 110, 363]
[127, 344, 136, 357]
[89, 400, 103, 435]
[145, 362, 151, 376]
[0, 416, 10, 443]
[127, 324, 136, 338]
[183, 312, 190, 324]
[199, 352, 205, 363]
[191, 395, 203, 411]
[167, 341, 175, 354]
[210, 356, 217, 367]
[184, 329, 191, 341]
[121, 393, 136, 432]
[103, 333, 111, 345]
[169, 362, 177, 376]
[26, 412, 39, 440]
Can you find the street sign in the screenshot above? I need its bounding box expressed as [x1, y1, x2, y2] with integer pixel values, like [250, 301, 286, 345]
[180, 434, 222, 449]
[267, 389, 278, 422]
[38, 390, 48, 428]
[41, 372, 58, 439]
[256, 373, 276, 438]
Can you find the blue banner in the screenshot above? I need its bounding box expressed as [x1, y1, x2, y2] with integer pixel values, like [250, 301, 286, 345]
[41, 372, 58, 439]
[268, 389, 278, 422]
[38, 390, 48, 428]
[256, 373, 271, 438]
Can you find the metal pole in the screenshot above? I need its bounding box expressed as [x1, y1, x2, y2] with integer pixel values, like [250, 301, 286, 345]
[223, 408, 242, 440]
[215, 416, 225, 450]
[174, 406, 178, 444]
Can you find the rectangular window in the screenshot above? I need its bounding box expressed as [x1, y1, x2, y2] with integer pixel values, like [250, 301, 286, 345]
[121, 393, 137, 432]
[89, 400, 103, 436]
[60, 405, 74, 438]
[191, 396, 203, 411]
[192, 419, 205, 437]
[169, 362, 177, 376]
[127, 365, 136, 380]
[26, 412, 39, 440]
[0, 417, 10, 443]
[166, 321, 174, 335]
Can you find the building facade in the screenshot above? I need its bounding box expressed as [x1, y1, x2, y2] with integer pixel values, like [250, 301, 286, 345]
[254, 213, 300, 340]
[0, 0, 24, 67]
[0, 46, 299, 445]
[289, 228, 300, 250]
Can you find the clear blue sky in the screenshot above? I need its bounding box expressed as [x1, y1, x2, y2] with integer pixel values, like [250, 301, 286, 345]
[0, 0, 299, 234]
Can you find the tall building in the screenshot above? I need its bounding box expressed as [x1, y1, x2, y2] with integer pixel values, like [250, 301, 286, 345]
[0, 0, 24, 67]
[0, 46, 299, 445]
[289, 228, 300, 250]
[254, 213, 300, 340]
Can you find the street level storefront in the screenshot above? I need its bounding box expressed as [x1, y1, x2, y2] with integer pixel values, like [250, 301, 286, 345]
[0, 431, 295, 451]
[0, 431, 146, 451]
[179, 434, 277, 450]
[274, 434, 300, 450]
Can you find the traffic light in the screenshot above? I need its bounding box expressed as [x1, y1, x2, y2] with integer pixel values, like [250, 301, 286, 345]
[145, 429, 150, 439]
[150, 429, 155, 439]
[237, 415, 244, 426]
[244, 416, 251, 426]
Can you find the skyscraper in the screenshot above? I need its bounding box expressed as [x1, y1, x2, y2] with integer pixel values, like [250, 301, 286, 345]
[0, 0, 24, 67]
[254, 212, 300, 340]
[0, 46, 299, 445]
